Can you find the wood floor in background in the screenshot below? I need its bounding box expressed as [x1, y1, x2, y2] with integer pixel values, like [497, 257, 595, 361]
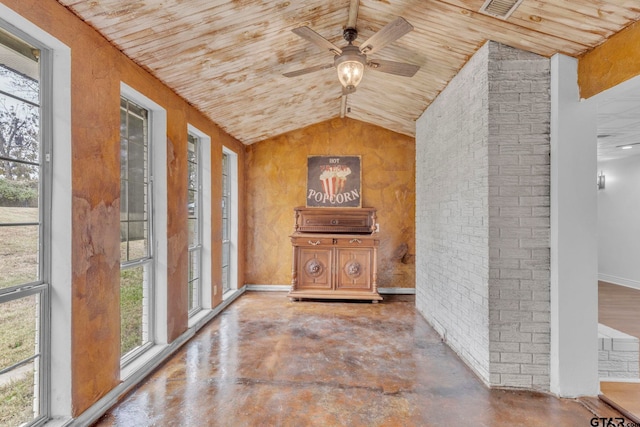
[598, 281, 640, 423]
[94, 292, 623, 426]
[599, 281, 640, 339]
[600, 382, 640, 423]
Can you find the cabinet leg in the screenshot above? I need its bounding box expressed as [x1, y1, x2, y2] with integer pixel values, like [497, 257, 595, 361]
[372, 300, 378, 304]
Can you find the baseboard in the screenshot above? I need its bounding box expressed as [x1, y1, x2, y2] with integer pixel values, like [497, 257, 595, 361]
[378, 287, 415, 295]
[244, 284, 290, 292]
[67, 288, 245, 427]
[243, 285, 416, 295]
[599, 274, 640, 291]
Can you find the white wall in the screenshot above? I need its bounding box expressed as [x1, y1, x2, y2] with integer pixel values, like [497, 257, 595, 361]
[598, 155, 640, 289]
[549, 54, 599, 397]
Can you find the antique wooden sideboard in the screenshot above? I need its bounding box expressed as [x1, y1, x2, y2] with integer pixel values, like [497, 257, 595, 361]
[288, 207, 382, 302]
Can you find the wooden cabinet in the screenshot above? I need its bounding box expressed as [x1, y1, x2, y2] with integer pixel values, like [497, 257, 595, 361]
[289, 208, 381, 302]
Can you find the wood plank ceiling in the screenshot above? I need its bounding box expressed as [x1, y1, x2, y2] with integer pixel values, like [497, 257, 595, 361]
[56, 0, 640, 145]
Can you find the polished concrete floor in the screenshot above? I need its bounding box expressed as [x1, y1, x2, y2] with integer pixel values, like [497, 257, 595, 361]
[95, 292, 621, 427]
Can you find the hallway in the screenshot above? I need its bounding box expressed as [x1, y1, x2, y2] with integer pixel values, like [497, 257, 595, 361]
[95, 292, 620, 426]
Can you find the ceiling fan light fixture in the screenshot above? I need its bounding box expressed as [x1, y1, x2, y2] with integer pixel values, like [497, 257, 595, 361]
[335, 45, 366, 90]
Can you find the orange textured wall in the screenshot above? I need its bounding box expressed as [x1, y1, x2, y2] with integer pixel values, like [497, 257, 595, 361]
[1, 0, 245, 416]
[579, 20, 640, 99]
[246, 118, 415, 288]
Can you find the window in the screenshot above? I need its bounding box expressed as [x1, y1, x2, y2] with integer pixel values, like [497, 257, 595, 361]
[0, 28, 49, 426]
[222, 152, 230, 293]
[221, 148, 238, 295]
[120, 97, 153, 362]
[187, 133, 202, 315]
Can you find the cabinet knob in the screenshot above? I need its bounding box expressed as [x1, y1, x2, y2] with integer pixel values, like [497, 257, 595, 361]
[349, 238, 362, 244]
[331, 219, 339, 225]
[308, 240, 321, 246]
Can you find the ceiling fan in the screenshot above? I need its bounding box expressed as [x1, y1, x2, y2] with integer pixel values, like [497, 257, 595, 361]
[283, 4, 420, 100]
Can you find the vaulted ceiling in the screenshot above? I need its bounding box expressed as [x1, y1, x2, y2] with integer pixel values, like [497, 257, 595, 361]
[56, 0, 640, 145]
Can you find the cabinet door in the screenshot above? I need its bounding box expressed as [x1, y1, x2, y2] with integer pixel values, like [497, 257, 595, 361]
[297, 247, 333, 290]
[335, 248, 372, 291]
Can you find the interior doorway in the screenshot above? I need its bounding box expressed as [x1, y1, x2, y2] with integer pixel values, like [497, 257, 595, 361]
[594, 76, 640, 422]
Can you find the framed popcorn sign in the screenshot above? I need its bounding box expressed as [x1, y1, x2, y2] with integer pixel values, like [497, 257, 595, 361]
[306, 155, 361, 207]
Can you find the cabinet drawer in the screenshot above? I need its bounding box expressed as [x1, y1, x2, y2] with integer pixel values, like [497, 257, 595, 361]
[291, 237, 334, 246]
[334, 237, 378, 248]
[295, 207, 375, 233]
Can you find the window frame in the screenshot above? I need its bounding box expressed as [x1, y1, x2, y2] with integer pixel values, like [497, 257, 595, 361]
[186, 124, 212, 322]
[187, 131, 203, 317]
[0, 22, 51, 427]
[119, 96, 155, 365]
[119, 83, 168, 375]
[221, 147, 238, 296]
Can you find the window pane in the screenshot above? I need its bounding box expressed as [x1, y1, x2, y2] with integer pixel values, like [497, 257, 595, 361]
[222, 217, 228, 242]
[0, 224, 39, 289]
[222, 173, 228, 195]
[187, 189, 196, 210]
[127, 113, 144, 145]
[120, 106, 127, 137]
[120, 180, 127, 222]
[190, 249, 200, 281]
[0, 204, 38, 224]
[221, 266, 229, 289]
[188, 218, 198, 247]
[0, 361, 37, 426]
[120, 222, 128, 262]
[0, 59, 39, 103]
[222, 196, 228, 219]
[188, 278, 199, 312]
[0, 293, 37, 371]
[120, 138, 128, 181]
[127, 221, 147, 260]
[121, 264, 148, 356]
[0, 94, 40, 165]
[127, 141, 146, 184]
[188, 161, 197, 190]
[128, 181, 147, 222]
[188, 279, 194, 312]
[0, 293, 40, 426]
[0, 161, 39, 212]
[222, 242, 229, 268]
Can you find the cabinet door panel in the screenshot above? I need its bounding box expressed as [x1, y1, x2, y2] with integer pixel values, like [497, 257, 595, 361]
[335, 248, 372, 290]
[297, 248, 332, 290]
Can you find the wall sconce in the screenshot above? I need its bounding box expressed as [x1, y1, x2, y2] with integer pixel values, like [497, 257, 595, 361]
[597, 171, 605, 190]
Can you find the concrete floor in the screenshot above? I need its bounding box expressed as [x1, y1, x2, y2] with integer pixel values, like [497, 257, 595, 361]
[94, 292, 621, 426]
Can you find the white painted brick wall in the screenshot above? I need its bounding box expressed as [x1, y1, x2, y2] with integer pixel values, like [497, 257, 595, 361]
[415, 41, 491, 384]
[416, 41, 550, 391]
[487, 42, 550, 390]
[598, 324, 639, 379]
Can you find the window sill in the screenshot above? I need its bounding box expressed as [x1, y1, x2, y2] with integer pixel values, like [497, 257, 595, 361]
[120, 344, 166, 382]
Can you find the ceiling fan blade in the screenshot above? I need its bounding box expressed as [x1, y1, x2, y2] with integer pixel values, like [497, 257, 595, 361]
[347, 0, 359, 29]
[359, 17, 413, 55]
[292, 26, 342, 55]
[283, 63, 334, 78]
[368, 59, 419, 77]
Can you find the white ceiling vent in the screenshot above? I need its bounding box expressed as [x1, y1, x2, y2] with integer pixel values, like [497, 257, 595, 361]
[479, 0, 524, 19]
